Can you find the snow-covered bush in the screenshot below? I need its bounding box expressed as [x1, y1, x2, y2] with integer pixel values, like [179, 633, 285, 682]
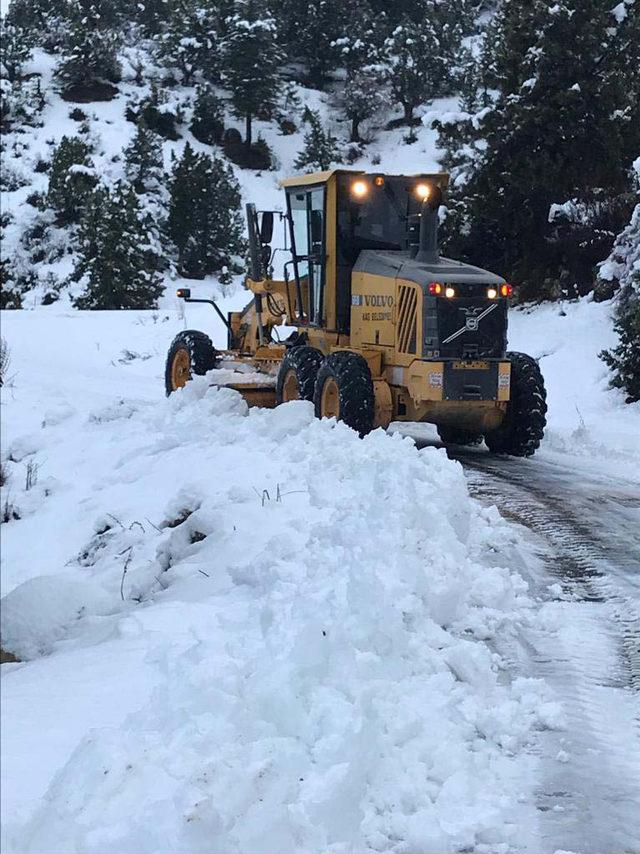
[125, 85, 180, 140]
[294, 108, 341, 172]
[189, 84, 225, 146]
[0, 20, 33, 83]
[55, 0, 121, 99]
[47, 135, 96, 224]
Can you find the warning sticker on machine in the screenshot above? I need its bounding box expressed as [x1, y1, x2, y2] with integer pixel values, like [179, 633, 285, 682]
[428, 372, 443, 388]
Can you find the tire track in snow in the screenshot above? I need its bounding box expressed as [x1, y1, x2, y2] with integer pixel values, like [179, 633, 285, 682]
[458, 454, 640, 854]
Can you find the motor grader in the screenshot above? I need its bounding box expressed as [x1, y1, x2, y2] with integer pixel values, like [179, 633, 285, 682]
[165, 169, 546, 456]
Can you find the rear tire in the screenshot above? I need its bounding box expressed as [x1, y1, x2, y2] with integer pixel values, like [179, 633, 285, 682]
[165, 330, 218, 396]
[275, 346, 323, 404]
[485, 351, 547, 457]
[314, 351, 375, 436]
[437, 426, 483, 446]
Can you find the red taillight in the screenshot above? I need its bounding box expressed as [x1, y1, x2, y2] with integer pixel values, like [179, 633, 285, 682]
[429, 282, 443, 296]
[500, 283, 514, 298]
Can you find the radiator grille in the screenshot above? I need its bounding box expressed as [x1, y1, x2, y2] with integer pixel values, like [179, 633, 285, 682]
[397, 285, 418, 354]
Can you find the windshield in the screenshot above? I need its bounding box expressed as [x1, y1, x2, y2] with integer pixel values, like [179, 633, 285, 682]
[336, 174, 424, 266]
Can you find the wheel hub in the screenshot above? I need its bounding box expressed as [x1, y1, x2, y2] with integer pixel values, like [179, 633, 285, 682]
[282, 369, 300, 402]
[171, 348, 191, 390]
[321, 377, 340, 419]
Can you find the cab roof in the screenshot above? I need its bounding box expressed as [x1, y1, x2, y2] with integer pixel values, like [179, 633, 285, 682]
[279, 169, 450, 188]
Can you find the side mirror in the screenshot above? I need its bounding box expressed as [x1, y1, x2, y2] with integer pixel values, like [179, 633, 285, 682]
[260, 211, 274, 245]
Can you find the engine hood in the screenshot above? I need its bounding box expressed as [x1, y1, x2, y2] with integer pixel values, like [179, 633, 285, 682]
[353, 250, 505, 288]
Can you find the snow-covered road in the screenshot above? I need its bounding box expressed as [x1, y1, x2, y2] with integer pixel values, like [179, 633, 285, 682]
[437, 443, 640, 854]
[1, 299, 639, 853]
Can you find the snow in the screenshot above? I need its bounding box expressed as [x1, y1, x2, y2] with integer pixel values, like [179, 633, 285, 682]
[610, 2, 628, 23]
[1, 307, 560, 852]
[2, 19, 638, 852]
[508, 296, 640, 475]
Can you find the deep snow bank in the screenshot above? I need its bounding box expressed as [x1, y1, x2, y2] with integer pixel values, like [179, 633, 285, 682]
[1, 312, 560, 852]
[508, 297, 639, 474]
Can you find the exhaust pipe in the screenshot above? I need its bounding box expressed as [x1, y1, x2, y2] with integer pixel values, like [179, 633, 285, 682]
[413, 186, 443, 264]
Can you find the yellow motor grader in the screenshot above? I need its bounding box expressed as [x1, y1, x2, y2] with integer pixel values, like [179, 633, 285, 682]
[166, 169, 546, 455]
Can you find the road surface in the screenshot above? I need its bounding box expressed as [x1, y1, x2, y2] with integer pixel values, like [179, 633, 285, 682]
[420, 439, 640, 854]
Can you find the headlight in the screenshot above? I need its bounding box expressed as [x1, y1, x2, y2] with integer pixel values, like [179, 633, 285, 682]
[351, 180, 368, 198]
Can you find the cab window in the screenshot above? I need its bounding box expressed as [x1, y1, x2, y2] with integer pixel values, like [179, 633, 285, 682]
[287, 187, 326, 324]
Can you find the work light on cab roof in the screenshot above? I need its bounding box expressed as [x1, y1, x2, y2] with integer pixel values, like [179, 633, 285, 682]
[165, 168, 546, 457]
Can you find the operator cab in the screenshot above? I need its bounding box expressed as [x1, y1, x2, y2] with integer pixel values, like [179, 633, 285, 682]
[279, 170, 505, 337]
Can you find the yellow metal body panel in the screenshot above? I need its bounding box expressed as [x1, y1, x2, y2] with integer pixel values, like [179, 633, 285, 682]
[279, 169, 450, 189]
[350, 273, 396, 349]
[403, 360, 444, 402]
[325, 175, 338, 330]
[227, 383, 277, 408]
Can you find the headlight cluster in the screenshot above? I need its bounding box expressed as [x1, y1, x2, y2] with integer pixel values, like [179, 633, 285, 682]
[428, 283, 456, 298]
[487, 284, 514, 299]
[428, 283, 515, 299]
[350, 178, 439, 201]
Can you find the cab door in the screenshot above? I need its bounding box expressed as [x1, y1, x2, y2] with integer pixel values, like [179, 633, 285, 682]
[287, 186, 326, 324]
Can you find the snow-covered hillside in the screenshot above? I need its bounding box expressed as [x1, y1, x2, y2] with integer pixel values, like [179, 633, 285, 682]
[0, 304, 570, 853]
[2, 2, 638, 848]
[1, 44, 458, 309]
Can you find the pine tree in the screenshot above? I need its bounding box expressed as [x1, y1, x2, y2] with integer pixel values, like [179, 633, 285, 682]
[56, 0, 121, 94]
[332, 2, 388, 142]
[600, 280, 640, 403]
[222, 0, 282, 149]
[384, 0, 472, 124]
[0, 20, 33, 83]
[440, 0, 640, 299]
[123, 122, 167, 271]
[294, 108, 340, 171]
[190, 84, 225, 145]
[273, 0, 341, 87]
[599, 171, 640, 402]
[47, 135, 97, 224]
[155, 0, 221, 84]
[337, 70, 387, 143]
[123, 121, 164, 194]
[134, 0, 175, 36]
[167, 142, 244, 278]
[5, 0, 66, 50]
[73, 182, 164, 309]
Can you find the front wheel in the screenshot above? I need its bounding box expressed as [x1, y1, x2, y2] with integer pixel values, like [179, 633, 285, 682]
[313, 351, 375, 436]
[485, 351, 547, 457]
[275, 345, 323, 404]
[165, 330, 218, 396]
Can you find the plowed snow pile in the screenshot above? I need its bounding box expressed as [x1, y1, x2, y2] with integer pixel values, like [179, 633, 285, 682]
[1, 311, 560, 853]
